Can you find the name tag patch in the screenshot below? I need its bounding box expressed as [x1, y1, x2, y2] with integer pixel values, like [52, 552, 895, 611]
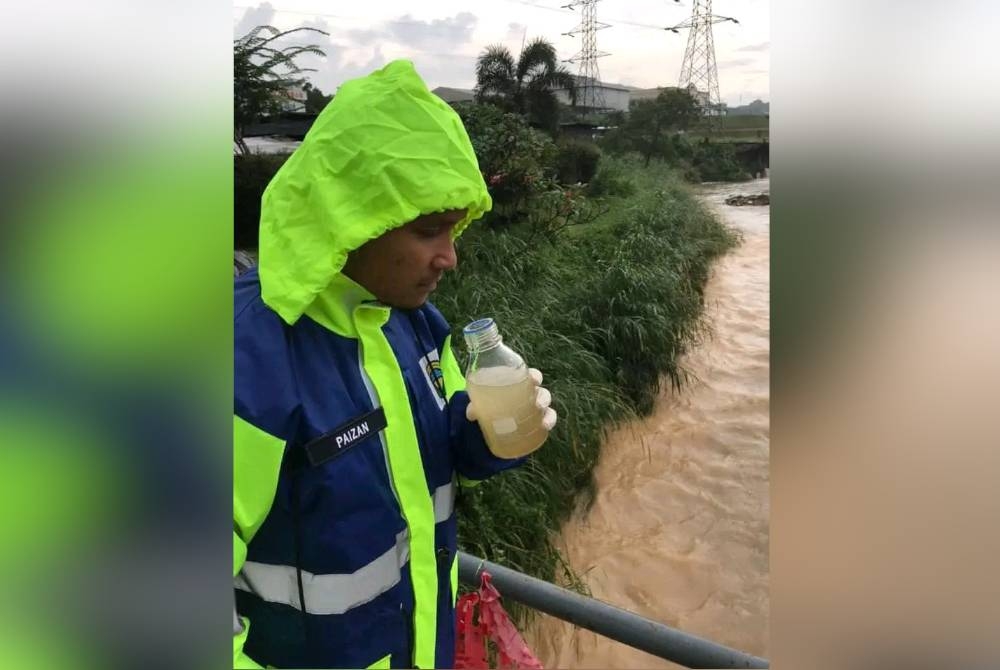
[304, 407, 387, 467]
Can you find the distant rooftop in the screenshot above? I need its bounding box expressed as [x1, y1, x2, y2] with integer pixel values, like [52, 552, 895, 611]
[432, 80, 695, 107]
[560, 75, 631, 92]
[628, 86, 670, 101]
[628, 84, 706, 101]
[431, 86, 475, 103]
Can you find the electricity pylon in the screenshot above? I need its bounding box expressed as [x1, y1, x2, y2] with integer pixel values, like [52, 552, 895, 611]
[562, 0, 611, 110]
[666, 0, 738, 116]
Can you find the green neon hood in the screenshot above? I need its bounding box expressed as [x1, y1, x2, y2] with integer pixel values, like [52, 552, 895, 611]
[258, 59, 491, 325]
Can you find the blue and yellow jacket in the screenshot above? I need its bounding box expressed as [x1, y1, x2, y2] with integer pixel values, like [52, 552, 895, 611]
[233, 60, 521, 669]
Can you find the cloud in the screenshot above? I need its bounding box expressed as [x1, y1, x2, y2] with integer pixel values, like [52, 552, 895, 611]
[417, 52, 481, 86]
[386, 12, 478, 50]
[242, 16, 384, 95]
[320, 45, 388, 92]
[505, 22, 528, 43]
[347, 28, 383, 44]
[234, 9, 483, 91]
[717, 57, 756, 69]
[331, 12, 481, 88]
[737, 41, 770, 52]
[233, 2, 276, 38]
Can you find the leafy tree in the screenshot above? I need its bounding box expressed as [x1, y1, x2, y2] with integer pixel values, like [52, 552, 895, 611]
[474, 37, 576, 134]
[234, 25, 327, 154]
[456, 103, 602, 241]
[458, 103, 556, 226]
[554, 140, 602, 185]
[618, 88, 700, 166]
[302, 82, 333, 114]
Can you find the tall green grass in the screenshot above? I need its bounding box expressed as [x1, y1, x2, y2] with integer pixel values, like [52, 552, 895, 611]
[433, 159, 739, 616]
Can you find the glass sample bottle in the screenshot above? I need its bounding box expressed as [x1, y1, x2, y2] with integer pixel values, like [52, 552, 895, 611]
[463, 318, 546, 458]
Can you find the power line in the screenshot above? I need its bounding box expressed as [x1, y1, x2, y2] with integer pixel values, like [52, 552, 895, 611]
[501, 0, 573, 15]
[501, 0, 679, 30]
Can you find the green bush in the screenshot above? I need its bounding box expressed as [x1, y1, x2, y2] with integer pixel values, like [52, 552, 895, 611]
[690, 139, 752, 182]
[457, 104, 558, 227]
[234, 152, 290, 249]
[599, 127, 753, 183]
[586, 155, 636, 199]
[554, 140, 601, 185]
[596, 129, 624, 156]
[456, 103, 602, 241]
[664, 135, 752, 182]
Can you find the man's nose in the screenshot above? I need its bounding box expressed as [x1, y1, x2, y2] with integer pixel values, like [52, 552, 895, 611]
[433, 238, 458, 271]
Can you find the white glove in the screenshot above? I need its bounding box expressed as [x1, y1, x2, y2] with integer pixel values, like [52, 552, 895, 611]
[466, 368, 558, 431]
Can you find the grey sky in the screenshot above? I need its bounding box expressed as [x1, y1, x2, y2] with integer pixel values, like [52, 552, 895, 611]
[233, 0, 769, 106]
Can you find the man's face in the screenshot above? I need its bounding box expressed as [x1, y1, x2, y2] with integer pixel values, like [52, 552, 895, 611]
[342, 209, 466, 309]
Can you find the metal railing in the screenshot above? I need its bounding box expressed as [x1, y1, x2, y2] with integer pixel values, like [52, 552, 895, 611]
[457, 552, 769, 669]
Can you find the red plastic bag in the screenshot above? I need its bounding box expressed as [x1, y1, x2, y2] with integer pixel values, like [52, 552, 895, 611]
[454, 571, 543, 670]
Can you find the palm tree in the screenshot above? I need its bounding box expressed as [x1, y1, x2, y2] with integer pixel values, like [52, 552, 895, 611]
[474, 37, 577, 134]
[234, 25, 327, 154]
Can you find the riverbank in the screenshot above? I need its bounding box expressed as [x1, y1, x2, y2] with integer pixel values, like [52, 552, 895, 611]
[436, 159, 741, 605]
[524, 178, 770, 667]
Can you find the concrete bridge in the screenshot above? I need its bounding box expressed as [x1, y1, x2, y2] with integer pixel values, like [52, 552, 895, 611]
[730, 140, 769, 174]
[244, 112, 317, 140]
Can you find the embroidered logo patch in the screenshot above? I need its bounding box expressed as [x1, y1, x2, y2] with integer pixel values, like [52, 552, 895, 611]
[427, 358, 445, 397]
[420, 349, 447, 410]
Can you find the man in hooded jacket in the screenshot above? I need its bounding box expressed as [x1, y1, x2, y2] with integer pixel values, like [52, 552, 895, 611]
[233, 60, 557, 669]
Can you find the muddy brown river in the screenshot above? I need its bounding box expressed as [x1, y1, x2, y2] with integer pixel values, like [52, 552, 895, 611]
[524, 178, 770, 669]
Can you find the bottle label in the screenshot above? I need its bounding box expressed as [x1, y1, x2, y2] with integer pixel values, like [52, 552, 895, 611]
[492, 417, 518, 436]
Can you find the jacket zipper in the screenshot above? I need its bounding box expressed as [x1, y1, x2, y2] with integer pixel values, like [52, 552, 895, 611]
[402, 314, 442, 670]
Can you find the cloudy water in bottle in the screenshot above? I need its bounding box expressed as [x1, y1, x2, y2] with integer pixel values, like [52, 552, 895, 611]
[463, 318, 546, 459]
